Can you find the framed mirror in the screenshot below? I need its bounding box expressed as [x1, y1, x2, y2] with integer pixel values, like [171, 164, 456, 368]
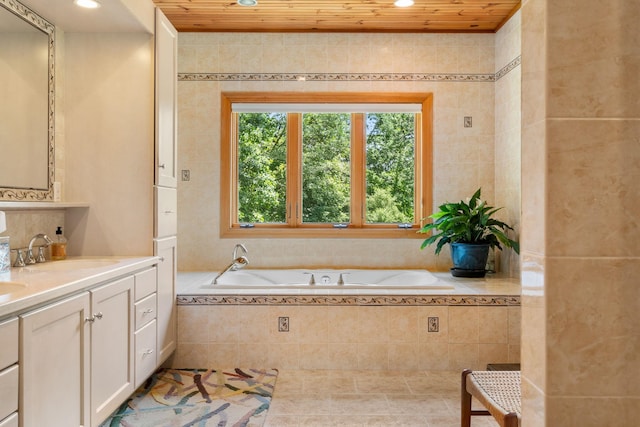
[0, 0, 54, 201]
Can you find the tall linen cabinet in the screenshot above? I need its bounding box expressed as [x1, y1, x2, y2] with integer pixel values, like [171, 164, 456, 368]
[153, 8, 178, 366]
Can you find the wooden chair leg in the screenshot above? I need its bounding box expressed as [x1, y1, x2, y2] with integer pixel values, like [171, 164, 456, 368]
[504, 412, 519, 427]
[461, 369, 472, 427]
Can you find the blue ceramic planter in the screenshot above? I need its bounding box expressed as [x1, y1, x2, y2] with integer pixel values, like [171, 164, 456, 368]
[450, 243, 490, 277]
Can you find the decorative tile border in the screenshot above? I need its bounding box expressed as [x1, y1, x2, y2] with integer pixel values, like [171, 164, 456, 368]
[177, 55, 521, 83]
[178, 72, 496, 83]
[495, 55, 521, 81]
[177, 294, 520, 306]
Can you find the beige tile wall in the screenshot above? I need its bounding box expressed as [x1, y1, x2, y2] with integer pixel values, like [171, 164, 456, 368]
[494, 11, 522, 277]
[172, 304, 520, 371]
[176, 32, 522, 274]
[521, 0, 640, 425]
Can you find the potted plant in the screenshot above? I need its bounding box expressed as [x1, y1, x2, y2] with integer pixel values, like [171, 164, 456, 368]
[418, 188, 519, 277]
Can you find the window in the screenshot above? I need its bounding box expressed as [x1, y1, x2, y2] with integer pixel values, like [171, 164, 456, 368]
[221, 92, 432, 238]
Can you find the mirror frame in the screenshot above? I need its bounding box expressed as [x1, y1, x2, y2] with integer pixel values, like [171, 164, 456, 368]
[0, 0, 55, 201]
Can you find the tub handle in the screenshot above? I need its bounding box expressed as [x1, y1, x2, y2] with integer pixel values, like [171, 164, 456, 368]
[304, 272, 316, 286]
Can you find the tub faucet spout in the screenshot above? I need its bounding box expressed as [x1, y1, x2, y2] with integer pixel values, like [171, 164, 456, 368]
[212, 255, 249, 285]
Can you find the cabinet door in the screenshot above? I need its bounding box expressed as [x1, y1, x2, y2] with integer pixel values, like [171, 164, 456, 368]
[155, 236, 177, 364]
[155, 186, 177, 238]
[155, 7, 178, 188]
[20, 292, 91, 427]
[90, 276, 135, 427]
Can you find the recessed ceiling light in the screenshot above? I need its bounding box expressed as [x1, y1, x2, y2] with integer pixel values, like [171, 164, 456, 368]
[394, 0, 414, 7]
[237, 0, 258, 6]
[74, 0, 101, 9]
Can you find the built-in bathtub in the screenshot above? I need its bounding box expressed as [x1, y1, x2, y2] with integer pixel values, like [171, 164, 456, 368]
[174, 269, 522, 371]
[177, 267, 521, 300]
[206, 269, 454, 290]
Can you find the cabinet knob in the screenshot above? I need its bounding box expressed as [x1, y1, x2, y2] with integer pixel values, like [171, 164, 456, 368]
[142, 349, 154, 357]
[85, 312, 103, 322]
[158, 163, 166, 169]
[143, 308, 154, 315]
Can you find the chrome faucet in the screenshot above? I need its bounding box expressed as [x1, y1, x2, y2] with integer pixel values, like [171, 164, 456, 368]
[212, 244, 250, 284]
[26, 233, 53, 264]
[231, 243, 248, 269]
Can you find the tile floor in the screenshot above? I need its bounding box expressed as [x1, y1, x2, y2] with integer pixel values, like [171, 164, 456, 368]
[264, 370, 499, 427]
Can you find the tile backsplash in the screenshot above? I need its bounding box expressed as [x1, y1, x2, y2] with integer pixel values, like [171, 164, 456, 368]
[0, 210, 65, 264]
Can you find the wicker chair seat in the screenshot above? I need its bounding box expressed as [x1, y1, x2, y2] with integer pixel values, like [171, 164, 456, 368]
[461, 369, 521, 427]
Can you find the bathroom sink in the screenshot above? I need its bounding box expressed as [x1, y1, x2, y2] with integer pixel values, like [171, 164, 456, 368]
[0, 281, 26, 295]
[26, 259, 118, 272]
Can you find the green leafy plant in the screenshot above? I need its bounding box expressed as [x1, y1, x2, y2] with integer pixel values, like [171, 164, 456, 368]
[418, 188, 519, 255]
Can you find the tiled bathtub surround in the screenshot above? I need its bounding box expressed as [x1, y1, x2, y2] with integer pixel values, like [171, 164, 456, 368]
[177, 30, 522, 277]
[494, 11, 522, 278]
[173, 273, 521, 372]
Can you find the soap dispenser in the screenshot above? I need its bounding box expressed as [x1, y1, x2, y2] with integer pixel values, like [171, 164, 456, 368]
[51, 226, 67, 261]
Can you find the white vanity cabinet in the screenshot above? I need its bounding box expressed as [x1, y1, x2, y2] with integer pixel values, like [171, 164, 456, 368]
[89, 276, 135, 426]
[133, 268, 158, 388]
[0, 318, 18, 426]
[19, 269, 149, 427]
[155, 236, 177, 365]
[20, 293, 91, 427]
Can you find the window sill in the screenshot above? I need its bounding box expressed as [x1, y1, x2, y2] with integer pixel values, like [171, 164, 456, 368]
[220, 227, 424, 239]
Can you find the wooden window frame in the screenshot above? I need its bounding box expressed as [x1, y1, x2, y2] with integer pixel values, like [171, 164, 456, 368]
[220, 92, 433, 239]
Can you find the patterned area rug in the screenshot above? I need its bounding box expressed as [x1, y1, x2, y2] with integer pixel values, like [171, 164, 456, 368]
[101, 368, 278, 427]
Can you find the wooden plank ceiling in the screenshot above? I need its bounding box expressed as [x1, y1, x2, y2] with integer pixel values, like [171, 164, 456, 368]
[152, 0, 521, 33]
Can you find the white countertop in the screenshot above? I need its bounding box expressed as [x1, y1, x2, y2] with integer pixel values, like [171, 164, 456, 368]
[0, 256, 159, 318]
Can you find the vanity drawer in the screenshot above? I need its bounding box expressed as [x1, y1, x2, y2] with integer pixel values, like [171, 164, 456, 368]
[155, 186, 177, 238]
[135, 267, 157, 301]
[135, 293, 157, 330]
[0, 365, 18, 422]
[0, 318, 18, 370]
[0, 412, 17, 427]
[135, 319, 157, 387]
